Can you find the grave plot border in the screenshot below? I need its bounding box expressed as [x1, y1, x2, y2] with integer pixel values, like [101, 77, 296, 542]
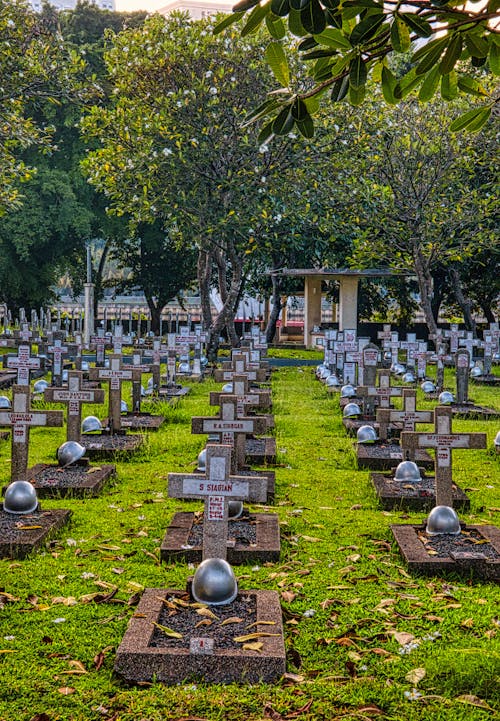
[24, 463, 116, 498]
[391, 523, 500, 581]
[160, 511, 280, 564]
[356, 444, 434, 471]
[371, 472, 470, 511]
[101, 413, 166, 431]
[80, 433, 145, 458]
[450, 403, 500, 420]
[245, 437, 277, 466]
[114, 587, 286, 685]
[0, 508, 71, 559]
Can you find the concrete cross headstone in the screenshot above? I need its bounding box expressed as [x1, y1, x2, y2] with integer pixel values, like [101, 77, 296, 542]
[191, 396, 267, 472]
[47, 338, 69, 387]
[444, 324, 465, 355]
[214, 354, 267, 384]
[210, 374, 271, 415]
[168, 444, 267, 560]
[401, 406, 487, 507]
[90, 329, 111, 367]
[5, 344, 41, 386]
[357, 369, 403, 417]
[131, 351, 151, 411]
[376, 389, 433, 448]
[455, 348, 470, 404]
[88, 354, 142, 433]
[0, 385, 63, 482]
[414, 342, 429, 380]
[429, 331, 451, 390]
[400, 333, 420, 370]
[44, 371, 105, 442]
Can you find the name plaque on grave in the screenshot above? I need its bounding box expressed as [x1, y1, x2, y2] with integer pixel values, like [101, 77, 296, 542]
[203, 420, 254, 433]
[457, 354, 469, 368]
[363, 349, 378, 366]
[182, 479, 249, 497]
[207, 495, 225, 521]
[189, 637, 214, 655]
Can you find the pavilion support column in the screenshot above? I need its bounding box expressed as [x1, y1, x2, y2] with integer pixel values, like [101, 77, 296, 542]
[338, 276, 359, 330]
[304, 276, 322, 347]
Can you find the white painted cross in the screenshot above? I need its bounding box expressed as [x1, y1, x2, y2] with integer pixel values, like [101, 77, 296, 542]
[376, 388, 433, 448]
[5, 344, 41, 386]
[0, 384, 63, 482]
[89, 354, 142, 433]
[168, 444, 267, 559]
[47, 338, 69, 387]
[400, 406, 486, 507]
[44, 371, 105, 442]
[357, 369, 403, 417]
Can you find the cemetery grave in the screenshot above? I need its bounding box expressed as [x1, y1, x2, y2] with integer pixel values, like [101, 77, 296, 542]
[80, 354, 145, 457]
[356, 389, 435, 471]
[0, 343, 499, 719]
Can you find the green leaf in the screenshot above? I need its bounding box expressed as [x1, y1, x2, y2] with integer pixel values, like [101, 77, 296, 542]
[314, 28, 352, 49]
[441, 70, 458, 100]
[232, 0, 260, 10]
[257, 119, 275, 145]
[241, 0, 271, 36]
[331, 75, 349, 102]
[298, 37, 318, 51]
[491, 42, 500, 76]
[290, 0, 309, 8]
[465, 33, 489, 59]
[449, 106, 491, 132]
[241, 98, 282, 127]
[349, 81, 366, 106]
[296, 114, 315, 138]
[414, 38, 448, 76]
[401, 12, 433, 38]
[440, 34, 462, 75]
[350, 13, 384, 46]
[265, 42, 290, 87]
[300, 0, 326, 34]
[291, 98, 309, 120]
[303, 48, 338, 60]
[390, 17, 411, 53]
[381, 66, 397, 104]
[266, 13, 286, 39]
[272, 106, 295, 134]
[457, 75, 488, 98]
[213, 12, 244, 34]
[394, 68, 421, 99]
[288, 8, 307, 36]
[271, 0, 290, 16]
[349, 55, 367, 89]
[418, 65, 440, 101]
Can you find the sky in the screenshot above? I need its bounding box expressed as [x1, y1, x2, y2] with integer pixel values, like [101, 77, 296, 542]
[115, 0, 169, 11]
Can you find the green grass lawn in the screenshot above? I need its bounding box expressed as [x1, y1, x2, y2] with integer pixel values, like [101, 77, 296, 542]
[0, 362, 499, 721]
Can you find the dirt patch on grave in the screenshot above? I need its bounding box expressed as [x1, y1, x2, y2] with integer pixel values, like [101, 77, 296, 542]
[245, 437, 277, 465]
[80, 433, 144, 457]
[26, 462, 116, 498]
[150, 593, 257, 650]
[371, 472, 470, 511]
[450, 403, 500, 419]
[417, 528, 500, 561]
[0, 507, 71, 559]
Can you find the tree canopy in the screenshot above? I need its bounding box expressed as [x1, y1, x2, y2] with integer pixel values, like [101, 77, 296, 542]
[219, 0, 499, 139]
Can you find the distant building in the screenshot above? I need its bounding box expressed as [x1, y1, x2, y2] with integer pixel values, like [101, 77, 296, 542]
[29, 0, 115, 12]
[157, 0, 232, 20]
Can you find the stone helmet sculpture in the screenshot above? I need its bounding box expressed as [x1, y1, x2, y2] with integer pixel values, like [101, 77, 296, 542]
[438, 391, 454, 405]
[343, 402, 362, 418]
[57, 441, 85, 467]
[356, 425, 377, 444]
[340, 384, 356, 399]
[191, 558, 238, 606]
[394, 459, 421, 482]
[82, 415, 102, 433]
[3, 480, 39, 515]
[426, 505, 461, 536]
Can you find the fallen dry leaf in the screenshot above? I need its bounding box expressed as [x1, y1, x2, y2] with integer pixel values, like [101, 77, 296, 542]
[151, 622, 183, 639]
[391, 631, 415, 645]
[234, 632, 280, 642]
[242, 641, 263, 652]
[57, 687, 75, 695]
[405, 667, 426, 685]
[220, 617, 243, 626]
[196, 607, 219, 619]
[246, 620, 276, 629]
[456, 694, 492, 710]
[194, 619, 212, 628]
[281, 591, 296, 604]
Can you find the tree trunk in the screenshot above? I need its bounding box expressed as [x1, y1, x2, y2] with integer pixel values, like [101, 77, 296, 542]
[197, 248, 213, 332]
[480, 304, 496, 324]
[93, 239, 111, 323]
[449, 266, 477, 336]
[413, 245, 439, 347]
[206, 249, 244, 362]
[145, 295, 162, 334]
[265, 273, 283, 344]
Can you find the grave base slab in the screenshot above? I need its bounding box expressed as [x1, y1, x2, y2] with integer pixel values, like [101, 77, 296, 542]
[0, 507, 71, 559]
[157, 385, 190, 398]
[245, 436, 277, 465]
[25, 462, 116, 498]
[102, 413, 165, 431]
[356, 442, 434, 471]
[471, 374, 500, 387]
[391, 523, 500, 581]
[161, 511, 280, 564]
[450, 403, 500, 420]
[80, 433, 144, 458]
[114, 588, 285, 685]
[371, 472, 470, 511]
